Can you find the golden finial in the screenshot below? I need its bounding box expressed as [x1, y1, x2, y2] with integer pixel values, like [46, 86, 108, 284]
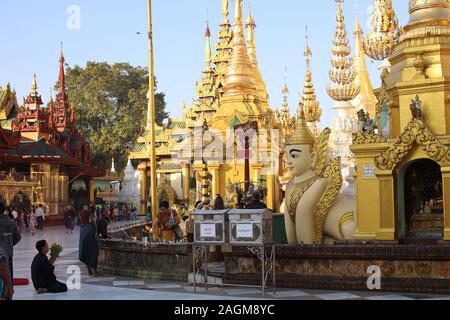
[287, 104, 315, 146]
[354, 10, 376, 115]
[204, 21, 212, 65]
[327, 0, 360, 102]
[282, 67, 289, 96]
[222, 0, 256, 95]
[246, 2, 268, 100]
[302, 26, 321, 123]
[221, 0, 229, 22]
[31, 73, 38, 96]
[363, 0, 399, 61]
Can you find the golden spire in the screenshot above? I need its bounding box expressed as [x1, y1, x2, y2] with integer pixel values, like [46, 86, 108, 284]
[195, 22, 216, 112]
[31, 73, 38, 96]
[327, 0, 359, 102]
[279, 68, 294, 140]
[213, 0, 233, 96]
[302, 26, 322, 123]
[363, 0, 399, 60]
[282, 67, 289, 111]
[205, 22, 212, 66]
[353, 14, 376, 115]
[246, 4, 268, 101]
[222, 0, 256, 95]
[287, 104, 315, 146]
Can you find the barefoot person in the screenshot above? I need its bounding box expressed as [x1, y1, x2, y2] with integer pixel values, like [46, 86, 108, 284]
[31, 240, 67, 294]
[79, 214, 99, 276]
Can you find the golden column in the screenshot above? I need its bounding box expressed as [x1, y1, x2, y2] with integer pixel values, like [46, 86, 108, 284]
[181, 162, 191, 204]
[442, 167, 450, 241]
[147, 0, 158, 223]
[209, 163, 221, 198]
[138, 162, 148, 215]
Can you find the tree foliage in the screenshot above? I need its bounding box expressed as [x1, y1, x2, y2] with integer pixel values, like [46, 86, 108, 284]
[63, 62, 168, 172]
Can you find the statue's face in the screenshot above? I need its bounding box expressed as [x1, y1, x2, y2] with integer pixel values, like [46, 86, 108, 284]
[285, 144, 315, 177]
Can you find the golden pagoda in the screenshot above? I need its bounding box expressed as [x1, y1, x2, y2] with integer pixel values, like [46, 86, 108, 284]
[130, 0, 282, 212]
[301, 27, 322, 138]
[351, 0, 450, 242]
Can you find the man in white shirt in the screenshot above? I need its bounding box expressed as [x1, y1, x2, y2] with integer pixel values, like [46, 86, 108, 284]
[35, 205, 45, 231]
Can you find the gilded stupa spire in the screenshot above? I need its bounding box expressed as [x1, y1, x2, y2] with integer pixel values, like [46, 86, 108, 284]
[279, 68, 294, 141]
[194, 22, 217, 119]
[246, 4, 268, 101]
[327, 0, 359, 102]
[282, 67, 289, 111]
[222, 0, 256, 96]
[302, 26, 322, 124]
[213, 0, 233, 96]
[363, 0, 399, 60]
[353, 14, 376, 115]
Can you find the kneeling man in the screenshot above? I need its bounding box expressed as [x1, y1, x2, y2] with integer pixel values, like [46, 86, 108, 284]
[31, 240, 67, 294]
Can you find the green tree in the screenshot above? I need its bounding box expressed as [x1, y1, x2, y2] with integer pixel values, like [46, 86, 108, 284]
[63, 62, 168, 171]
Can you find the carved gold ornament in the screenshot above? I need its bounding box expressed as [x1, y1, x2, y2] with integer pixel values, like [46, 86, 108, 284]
[286, 177, 319, 223]
[352, 132, 387, 145]
[313, 128, 331, 175]
[375, 119, 450, 170]
[314, 157, 343, 244]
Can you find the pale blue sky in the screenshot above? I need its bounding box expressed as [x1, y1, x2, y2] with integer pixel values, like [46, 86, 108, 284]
[0, 0, 408, 128]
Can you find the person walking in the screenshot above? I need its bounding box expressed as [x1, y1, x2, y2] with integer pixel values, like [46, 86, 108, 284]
[35, 204, 45, 231]
[0, 203, 21, 287]
[29, 207, 37, 236]
[63, 206, 76, 234]
[79, 205, 90, 228]
[17, 209, 25, 234]
[79, 214, 99, 276]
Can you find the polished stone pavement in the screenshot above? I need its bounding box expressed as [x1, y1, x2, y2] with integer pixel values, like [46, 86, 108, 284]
[11, 225, 450, 301]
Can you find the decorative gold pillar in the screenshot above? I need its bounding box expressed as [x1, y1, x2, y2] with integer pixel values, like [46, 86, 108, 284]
[209, 163, 221, 198]
[252, 164, 263, 182]
[181, 162, 191, 204]
[442, 167, 450, 240]
[376, 170, 396, 241]
[138, 162, 148, 215]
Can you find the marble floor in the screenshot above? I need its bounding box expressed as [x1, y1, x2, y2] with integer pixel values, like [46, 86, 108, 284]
[10, 225, 450, 301]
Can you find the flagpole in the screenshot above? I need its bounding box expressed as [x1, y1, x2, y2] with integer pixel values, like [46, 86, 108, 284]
[147, 0, 158, 233]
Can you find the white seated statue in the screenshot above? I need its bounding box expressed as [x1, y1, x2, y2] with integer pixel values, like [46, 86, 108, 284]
[283, 110, 356, 244]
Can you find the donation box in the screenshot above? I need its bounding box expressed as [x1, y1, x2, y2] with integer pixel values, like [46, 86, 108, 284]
[228, 209, 273, 245]
[193, 210, 227, 244]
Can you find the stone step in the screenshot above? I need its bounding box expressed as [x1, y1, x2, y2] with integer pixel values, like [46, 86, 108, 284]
[188, 273, 223, 286]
